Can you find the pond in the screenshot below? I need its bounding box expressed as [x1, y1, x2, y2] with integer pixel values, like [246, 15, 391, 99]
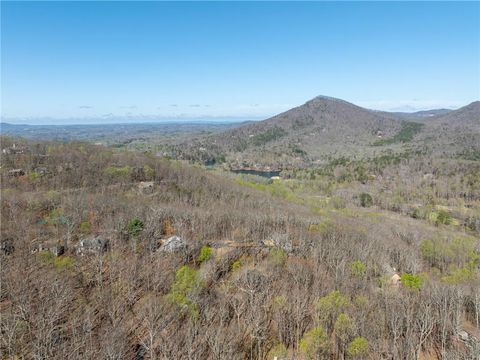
[230, 169, 281, 178]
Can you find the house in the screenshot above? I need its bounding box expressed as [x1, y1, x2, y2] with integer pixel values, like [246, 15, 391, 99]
[137, 181, 154, 194]
[2, 143, 27, 155]
[389, 273, 401, 287]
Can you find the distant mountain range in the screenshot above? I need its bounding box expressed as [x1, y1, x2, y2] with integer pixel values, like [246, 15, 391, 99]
[387, 108, 453, 120]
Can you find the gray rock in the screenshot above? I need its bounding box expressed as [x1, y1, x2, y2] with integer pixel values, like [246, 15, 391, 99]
[34, 167, 48, 175]
[1, 239, 15, 255]
[76, 236, 108, 256]
[32, 242, 64, 257]
[160, 236, 186, 253]
[263, 233, 292, 253]
[51, 245, 65, 257]
[458, 330, 469, 341]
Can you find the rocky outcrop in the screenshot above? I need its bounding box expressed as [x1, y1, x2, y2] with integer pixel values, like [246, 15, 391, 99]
[76, 236, 108, 256]
[160, 236, 187, 253]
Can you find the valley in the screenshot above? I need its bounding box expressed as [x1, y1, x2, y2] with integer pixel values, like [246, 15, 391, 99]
[1, 96, 479, 359]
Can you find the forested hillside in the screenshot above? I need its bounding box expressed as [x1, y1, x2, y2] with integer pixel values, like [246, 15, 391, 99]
[163, 98, 479, 171]
[1, 137, 479, 359]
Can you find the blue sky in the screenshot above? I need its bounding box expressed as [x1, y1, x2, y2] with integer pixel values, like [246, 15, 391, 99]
[1, 1, 479, 124]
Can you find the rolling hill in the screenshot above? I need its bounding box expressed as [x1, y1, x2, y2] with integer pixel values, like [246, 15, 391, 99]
[174, 97, 479, 170]
[414, 101, 480, 158]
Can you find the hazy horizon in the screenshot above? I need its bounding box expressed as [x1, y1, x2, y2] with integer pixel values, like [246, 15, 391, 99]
[1, 97, 473, 126]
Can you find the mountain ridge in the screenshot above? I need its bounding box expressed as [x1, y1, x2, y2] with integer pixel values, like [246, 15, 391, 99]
[170, 97, 479, 170]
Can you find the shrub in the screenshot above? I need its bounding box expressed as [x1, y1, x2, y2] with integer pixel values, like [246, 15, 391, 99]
[334, 313, 354, 341]
[347, 336, 369, 357]
[104, 165, 131, 178]
[330, 196, 346, 209]
[411, 208, 420, 219]
[359, 193, 373, 207]
[79, 220, 92, 234]
[267, 343, 288, 360]
[167, 266, 203, 318]
[45, 190, 61, 202]
[127, 218, 144, 237]
[143, 164, 155, 180]
[316, 290, 350, 331]
[46, 208, 67, 226]
[37, 250, 55, 264]
[28, 171, 40, 182]
[38, 251, 75, 271]
[171, 266, 200, 295]
[442, 261, 478, 284]
[299, 327, 329, 359]
[269, 247, 287, 267]
[435, 209, 452, 226]
[231, 259, 242, 272]
[316, 291, 350, 316]
[308, 220, 332, 234]
[197, 245, 213, 263]
[401, 273, 423, 290]
[350, 260, 367, 277]
[421, 236, 478, 271]
[53, 256, 75, 270]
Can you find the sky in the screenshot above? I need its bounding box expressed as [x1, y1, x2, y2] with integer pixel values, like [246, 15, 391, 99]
[1, 1, 479, 124]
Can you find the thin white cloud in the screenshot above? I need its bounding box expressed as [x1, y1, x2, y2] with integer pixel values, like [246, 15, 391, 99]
[356, 99, 467, 112]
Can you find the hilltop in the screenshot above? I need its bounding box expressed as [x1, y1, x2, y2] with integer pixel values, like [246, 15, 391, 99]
[167, 97, 479, 170]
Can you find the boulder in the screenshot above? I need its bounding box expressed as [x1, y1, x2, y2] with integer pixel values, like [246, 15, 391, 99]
[34, 167, 48, 176]
[160, 236, 186, 253]
[50, 245, 65, 257]
[32, 242, 64, 257]
[76, 236, 108, 256]
[263, 233, 292, 253]
[458, 330, 469, 342]
[1, 239, 15, 255]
